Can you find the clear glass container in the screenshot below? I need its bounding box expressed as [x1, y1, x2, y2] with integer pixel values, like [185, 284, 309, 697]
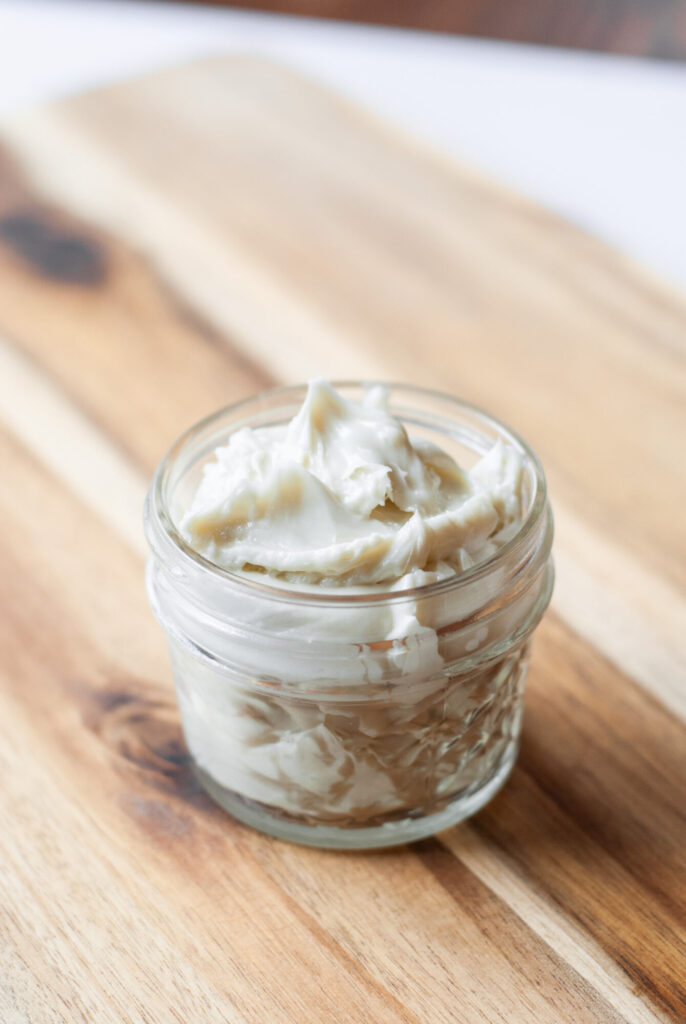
[144, 383, 554, 849]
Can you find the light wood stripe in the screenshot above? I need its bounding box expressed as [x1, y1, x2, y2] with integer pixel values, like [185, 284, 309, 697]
[440, 826, 668, 1024]
[552, 508, 686, 722]
[0, 335, 146, 556]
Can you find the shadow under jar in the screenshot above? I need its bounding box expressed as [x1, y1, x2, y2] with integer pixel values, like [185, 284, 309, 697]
[144, 383, 554, 849]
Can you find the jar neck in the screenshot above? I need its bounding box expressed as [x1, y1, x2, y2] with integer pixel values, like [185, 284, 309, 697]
[145, 494, 553, 688]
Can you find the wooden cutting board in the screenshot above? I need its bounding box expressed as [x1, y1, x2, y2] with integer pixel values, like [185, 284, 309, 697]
[0, 57, 684, 1024]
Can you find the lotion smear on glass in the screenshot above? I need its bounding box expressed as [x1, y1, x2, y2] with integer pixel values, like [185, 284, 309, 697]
[145, 381, 554, 848]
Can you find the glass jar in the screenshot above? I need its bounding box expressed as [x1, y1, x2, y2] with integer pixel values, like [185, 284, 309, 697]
[144, 383, 554, 849]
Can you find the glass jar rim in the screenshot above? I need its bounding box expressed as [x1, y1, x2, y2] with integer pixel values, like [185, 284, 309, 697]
[145, 381, 550, 608]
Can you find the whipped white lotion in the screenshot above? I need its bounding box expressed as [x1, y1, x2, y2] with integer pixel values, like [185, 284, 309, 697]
[171, 381, 532, 826]
[182, 380, 524, 588]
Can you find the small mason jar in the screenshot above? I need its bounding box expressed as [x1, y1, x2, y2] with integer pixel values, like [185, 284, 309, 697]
[144, 383, 554, 849]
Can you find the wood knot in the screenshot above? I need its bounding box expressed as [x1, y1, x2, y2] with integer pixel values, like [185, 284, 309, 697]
[87, 688, 195, 796]
[0, 207, 107, 284]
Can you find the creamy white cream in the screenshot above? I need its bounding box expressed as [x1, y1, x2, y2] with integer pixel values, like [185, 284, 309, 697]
[166, 381, 538, 830]
[182, 380, 524, 587]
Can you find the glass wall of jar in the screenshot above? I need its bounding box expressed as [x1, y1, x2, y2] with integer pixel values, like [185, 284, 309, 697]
[144, 384, 554, 849]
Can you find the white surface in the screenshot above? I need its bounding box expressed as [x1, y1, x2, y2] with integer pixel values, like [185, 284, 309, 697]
[0, 0, 684, 289]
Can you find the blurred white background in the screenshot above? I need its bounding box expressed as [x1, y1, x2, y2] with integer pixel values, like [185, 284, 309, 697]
[0, 0, 684, 289]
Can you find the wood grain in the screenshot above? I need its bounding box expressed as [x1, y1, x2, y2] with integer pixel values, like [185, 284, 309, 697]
[0, 57, 684, 1024]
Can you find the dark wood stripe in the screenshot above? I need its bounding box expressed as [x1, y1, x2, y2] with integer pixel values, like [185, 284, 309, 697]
[471, 613, 686, 1021]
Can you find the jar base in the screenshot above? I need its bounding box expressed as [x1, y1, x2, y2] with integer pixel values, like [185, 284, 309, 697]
[192, 739, 519, 850]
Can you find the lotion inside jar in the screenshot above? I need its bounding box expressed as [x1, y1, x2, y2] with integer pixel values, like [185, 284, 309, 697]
[145, 382, 554, 847]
